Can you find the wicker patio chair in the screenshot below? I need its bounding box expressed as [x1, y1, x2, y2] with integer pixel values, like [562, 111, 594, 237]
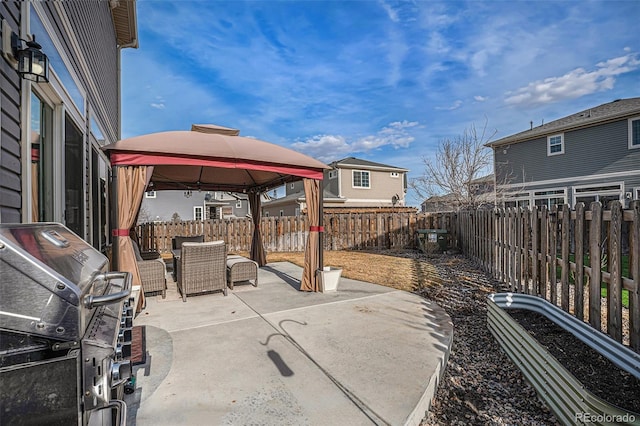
[132, 240, 167, 298]
[176, 241, 227, 302]
[171, 235, 205, 280]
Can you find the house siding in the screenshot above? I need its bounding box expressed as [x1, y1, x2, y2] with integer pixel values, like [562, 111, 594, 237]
[496, 119, 638, 185]
[59, 2, 119, 143]
[339, 168, 404, 204]
[0, 2, 22, 223]
[141, 191, 251, 222]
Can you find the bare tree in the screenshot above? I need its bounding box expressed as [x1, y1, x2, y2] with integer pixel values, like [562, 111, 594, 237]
[137, 205, 151, 224]
[411, 121, 496, 210]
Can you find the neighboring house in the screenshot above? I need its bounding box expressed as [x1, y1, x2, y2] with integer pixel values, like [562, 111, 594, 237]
[140, 190, 270, 222]
[489, 98, 640, 209]
[262, 157, 412, 216]
[420, 174, 495, 212]
[0, 1, 137, 253]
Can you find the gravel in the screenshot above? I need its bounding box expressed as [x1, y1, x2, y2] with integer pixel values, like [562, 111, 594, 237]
[402, 253, 560, 426]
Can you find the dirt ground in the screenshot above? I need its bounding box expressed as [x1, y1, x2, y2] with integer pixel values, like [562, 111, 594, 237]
[263, 249, 442, 292]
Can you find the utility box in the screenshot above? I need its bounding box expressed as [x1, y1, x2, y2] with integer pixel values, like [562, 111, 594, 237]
[417, 229, 448, 253]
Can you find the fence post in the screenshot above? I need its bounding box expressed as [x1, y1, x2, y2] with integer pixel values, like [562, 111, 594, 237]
[631, 200, 640, 351]
[608, 201, 623, 342]
[561, 204, 570, 312]
[575, 203, 585, 320]
[589, 202, 603, 330]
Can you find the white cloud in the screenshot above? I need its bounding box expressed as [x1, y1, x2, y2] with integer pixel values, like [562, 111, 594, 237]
[505, 53, 640, 107]
[435, 100, 462, 111]
[474, 95, 487, 102]
[291, 121, 418, 162]
[150, 103, 165, 109]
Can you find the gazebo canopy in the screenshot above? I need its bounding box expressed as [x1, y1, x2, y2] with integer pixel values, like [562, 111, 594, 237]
[101, 125, 329, 300]
[102, 125, 328, 193]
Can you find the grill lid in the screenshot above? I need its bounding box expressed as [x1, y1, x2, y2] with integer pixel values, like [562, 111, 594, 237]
[0, 223, 108, 291]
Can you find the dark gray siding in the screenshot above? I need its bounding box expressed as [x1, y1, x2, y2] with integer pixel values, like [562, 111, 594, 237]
[0, 2, 22, 223]
[60, 2, 119, 142]
[496, 119, 640, 185]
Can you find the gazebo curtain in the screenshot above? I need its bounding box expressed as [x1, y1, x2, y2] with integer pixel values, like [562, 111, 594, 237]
[301, 178, 320, 291]
[115, 165, 153, 310]
[249, 191, 267, 266]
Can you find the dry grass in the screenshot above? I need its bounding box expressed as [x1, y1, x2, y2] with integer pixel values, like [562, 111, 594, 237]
[261, 250, 442, 292]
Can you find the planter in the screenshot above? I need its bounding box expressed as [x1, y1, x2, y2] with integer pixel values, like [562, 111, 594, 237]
[317, 267, 342, 292]
[487, 293, 640, 426]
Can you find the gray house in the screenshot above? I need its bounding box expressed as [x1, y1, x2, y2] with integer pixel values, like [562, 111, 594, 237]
[262, 157, 411, 216]
[139, 190, 265, 223]
[489, 98, 640, 209]
[0, 1, 137, 253]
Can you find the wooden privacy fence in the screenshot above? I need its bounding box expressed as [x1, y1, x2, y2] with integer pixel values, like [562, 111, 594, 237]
[456, 201, 639, 352]
[135, 204, 638, 348]
[136, 211, 453, 254]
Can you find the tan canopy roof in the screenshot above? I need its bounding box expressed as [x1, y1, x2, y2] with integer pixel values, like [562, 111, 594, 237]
[102, 129, 329, 192]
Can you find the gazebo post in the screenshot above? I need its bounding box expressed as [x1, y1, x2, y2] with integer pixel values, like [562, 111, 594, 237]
[318, 186, 324, 272]
[110, 165, 119, 270]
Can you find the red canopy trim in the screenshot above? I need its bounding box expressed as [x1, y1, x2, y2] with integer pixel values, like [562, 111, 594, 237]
[109, 152, 325, 180]
[309, 226, 324, 232]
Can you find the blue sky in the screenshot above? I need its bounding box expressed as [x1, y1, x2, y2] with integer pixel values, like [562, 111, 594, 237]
[121, 0, 640, 207]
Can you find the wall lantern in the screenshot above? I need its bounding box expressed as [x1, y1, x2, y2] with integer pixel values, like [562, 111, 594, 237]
[2, 19, 49, 83]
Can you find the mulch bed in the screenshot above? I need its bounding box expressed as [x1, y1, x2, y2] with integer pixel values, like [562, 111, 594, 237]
[508, 310, 640, 414]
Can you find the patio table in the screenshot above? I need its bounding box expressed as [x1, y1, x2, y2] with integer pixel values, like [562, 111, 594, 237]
[171, 249, 181, 280]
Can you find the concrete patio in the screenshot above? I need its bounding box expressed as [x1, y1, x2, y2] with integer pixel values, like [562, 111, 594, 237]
[125, 261, 453, 425]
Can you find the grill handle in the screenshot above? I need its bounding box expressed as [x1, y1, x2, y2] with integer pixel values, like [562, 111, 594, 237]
[84, 289, 131, 309]
[83, 272, 132, 309]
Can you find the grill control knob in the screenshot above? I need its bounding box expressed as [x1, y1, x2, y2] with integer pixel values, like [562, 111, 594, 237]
[120, 316, 133, 329]
[116, 342, 132, 360]
[111, 360, 132, 387]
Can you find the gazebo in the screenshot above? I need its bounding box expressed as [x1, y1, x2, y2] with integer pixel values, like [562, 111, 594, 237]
[101, 124, 330, 301]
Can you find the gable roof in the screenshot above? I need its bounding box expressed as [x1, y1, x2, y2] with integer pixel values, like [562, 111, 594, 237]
[488, 97, 640, 147]
[330, 157, 408, 172]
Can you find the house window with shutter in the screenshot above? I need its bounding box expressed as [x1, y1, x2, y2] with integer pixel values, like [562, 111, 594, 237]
[629, 117, 640, 149]
[547, 134, 564, 156]
[352, 170, 370, 188]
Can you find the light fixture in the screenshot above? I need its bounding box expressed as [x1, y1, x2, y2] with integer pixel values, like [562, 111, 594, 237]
[2, 19, 49, 82]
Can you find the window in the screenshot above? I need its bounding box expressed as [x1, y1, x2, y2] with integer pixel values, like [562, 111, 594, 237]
[547, 134, 564, 156]
[64, 114, 85, 237]
[533, 187, 566, 209]
[328, 170, 337, 179]
[352, 170, 370, 188]
[145, 191, 156, 198]
[290, 183, 295, 189]
[235, 200, 242, 208]
[572, 183, 622, 209]
[194, 206, 203, 221]
[629, 117, 640, 149]
[390, 172, 399, 178]
[265, 211, 270, 217]
[279, 210, 284, 217]
[31, 92, 54, 222]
